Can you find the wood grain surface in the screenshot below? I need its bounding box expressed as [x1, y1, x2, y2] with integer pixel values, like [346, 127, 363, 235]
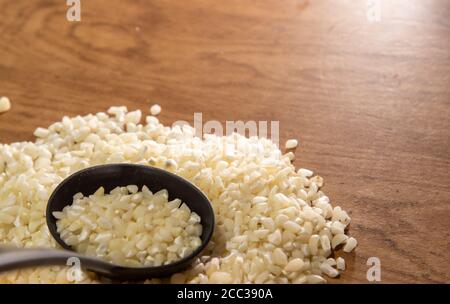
[0, 0, 449, 283]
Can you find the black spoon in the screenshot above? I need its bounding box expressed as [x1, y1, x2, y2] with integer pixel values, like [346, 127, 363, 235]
[0, 164, 215, 281]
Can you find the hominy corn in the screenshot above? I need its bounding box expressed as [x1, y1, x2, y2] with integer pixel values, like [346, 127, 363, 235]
[55, 186, 202, 267]
[0, 96, 11, 113]
[0, 105, 356, 283]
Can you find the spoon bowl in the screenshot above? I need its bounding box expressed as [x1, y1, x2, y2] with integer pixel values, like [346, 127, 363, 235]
[43, 164, 215, 281]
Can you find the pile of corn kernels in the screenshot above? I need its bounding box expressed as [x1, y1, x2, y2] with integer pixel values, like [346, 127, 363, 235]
[0, 106, 356, 283]
[55, 186, 203, 268]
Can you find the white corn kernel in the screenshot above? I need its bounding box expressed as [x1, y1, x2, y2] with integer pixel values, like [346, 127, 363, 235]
[150, 104, 161, 116]
[285, 139, 298, 149]
[0, 96, 11, 113]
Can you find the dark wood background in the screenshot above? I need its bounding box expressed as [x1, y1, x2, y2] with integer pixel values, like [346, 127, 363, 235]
[0, 0, 449, 283]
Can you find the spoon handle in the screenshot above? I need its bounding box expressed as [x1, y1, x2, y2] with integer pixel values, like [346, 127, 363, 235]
[0, 246, 117, 278]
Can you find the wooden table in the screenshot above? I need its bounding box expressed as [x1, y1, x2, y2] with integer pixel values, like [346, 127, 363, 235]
[0, 0, 449, 283]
